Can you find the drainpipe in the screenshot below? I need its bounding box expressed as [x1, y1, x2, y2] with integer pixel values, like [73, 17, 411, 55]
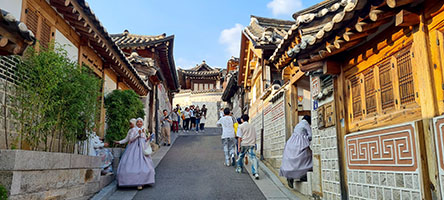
[155, 84, 160, 144]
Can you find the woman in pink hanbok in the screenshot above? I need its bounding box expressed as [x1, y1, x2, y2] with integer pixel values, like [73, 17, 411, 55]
[279, 115, 312, 188]
[114, 118, 155, 190]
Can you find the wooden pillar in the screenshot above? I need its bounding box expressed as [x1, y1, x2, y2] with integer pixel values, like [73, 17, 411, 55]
[334, 66, 348, 200]
[411, 13, 437, 200]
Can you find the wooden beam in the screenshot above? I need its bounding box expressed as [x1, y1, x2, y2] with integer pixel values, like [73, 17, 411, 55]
[386, 0, 415, 8]
[343, 31, 369, 41]
[355, 18, 391, 32]
[323, 60, 340, 75]
[395, 9, 419, 27]
[0, 37, 8, 47]
[299, 61, 323, 72]
[369, 9, 396, 22]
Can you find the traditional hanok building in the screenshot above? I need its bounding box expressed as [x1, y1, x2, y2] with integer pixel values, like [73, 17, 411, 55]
[222, 57, 244, 118]
[174, 60, 225, 127]
[270, 0, 444, 199]
[111, 31, 179, 136]
[1, 0, 149, 141]
[238, 15, 312, 170]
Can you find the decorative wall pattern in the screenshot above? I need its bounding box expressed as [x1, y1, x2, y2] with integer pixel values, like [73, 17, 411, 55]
[433, 116, 444, 198]
[345, 124, 417, 171]
[345, 123, 421, 200]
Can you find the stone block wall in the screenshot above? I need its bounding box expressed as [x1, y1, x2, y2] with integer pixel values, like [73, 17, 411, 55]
[262, 94, 286, 170]
[311, 105, 341, 200]
[0, 150, 103, 200]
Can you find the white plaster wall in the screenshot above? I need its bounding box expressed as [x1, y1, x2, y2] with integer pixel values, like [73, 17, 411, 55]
[54, 29, 78, 62]
[103, 74, 116, 96]
[0, 0, 22, 20]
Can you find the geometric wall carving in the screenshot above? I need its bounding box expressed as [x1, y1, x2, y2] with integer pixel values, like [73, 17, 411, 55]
[345, 123, 417, 171]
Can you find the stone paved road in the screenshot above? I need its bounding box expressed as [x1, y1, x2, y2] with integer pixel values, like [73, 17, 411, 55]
[133, 130, 266, 200]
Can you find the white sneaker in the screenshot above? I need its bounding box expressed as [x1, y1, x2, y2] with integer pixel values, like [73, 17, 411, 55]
[254, 174, 259, 180]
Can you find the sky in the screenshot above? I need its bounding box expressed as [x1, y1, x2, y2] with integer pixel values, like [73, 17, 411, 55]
[88, 0, 322, 69]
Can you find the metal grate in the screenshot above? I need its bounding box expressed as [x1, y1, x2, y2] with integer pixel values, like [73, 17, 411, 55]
[351, 76, 362, 119]
[364, 68, 376, 115]
[379, 60, 394, 110]
[397, 50, 415, 105]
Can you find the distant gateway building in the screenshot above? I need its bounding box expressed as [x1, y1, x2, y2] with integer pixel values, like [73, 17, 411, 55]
[174, 61, 226, 127]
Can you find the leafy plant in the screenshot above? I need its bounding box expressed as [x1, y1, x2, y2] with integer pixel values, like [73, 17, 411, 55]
[9, 43, 102, 152]
[0, 184, 7, 200]
[104, 89, 145, 144]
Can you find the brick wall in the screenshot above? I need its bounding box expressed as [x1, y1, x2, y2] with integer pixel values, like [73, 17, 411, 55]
[262, 94, 286, 169]
[0, 56, 19, 149]
[311, 101, 341, 199]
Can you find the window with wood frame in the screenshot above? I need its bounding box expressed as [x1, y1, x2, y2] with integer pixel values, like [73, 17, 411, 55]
[347, 44, 417, 123]
[24, 4, 54, 49]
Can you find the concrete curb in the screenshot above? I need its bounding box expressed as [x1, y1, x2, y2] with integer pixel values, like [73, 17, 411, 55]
[257, 160, 307, 200]
[90, 132, 180, 200]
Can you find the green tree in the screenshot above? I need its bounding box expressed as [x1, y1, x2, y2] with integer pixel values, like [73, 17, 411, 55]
[104, 89, 145, 144]
[10, 43, 102, 152]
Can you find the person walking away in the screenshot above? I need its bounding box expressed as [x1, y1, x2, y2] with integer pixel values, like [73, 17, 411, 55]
[217, 108, 236, 166]
[160, 110, 172, 146]
[201, 105, 208, 119]
[235, 114, 259, 179]
[200, 115, 206, 132]
[170, 109, 179, 133]
[190, 105, 196, 130]
[176, 104, 182, 130]
[114, 118, 155, 190]
[183, 107, 190, 132]
[279, 115, 312, 188]
[234, 118, 242, 156]
[195, 106, 202, 133]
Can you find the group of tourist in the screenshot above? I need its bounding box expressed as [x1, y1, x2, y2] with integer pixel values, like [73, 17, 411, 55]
[217, 107, 313, 188]
[173, 104, 207, 132]
[110, 105, 312, 190]
[216, 107, 260, 179]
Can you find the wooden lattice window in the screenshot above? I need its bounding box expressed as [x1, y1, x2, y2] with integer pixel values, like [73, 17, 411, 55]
[25, 4, 54, 50]
[40, 19, 52, 49]
[26, 6, 38, 35]
[379, 60, 394, 110]
[397, 50, 415, 105]
[364, 68, 376, 115]
[351, 76, 362, 119]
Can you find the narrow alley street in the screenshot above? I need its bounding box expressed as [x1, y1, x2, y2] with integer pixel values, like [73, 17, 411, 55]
[112, 128, 266, 200]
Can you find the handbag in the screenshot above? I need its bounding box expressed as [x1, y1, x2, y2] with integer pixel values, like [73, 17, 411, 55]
[144, 141, 152, 156]
[143, 133, 152, 156]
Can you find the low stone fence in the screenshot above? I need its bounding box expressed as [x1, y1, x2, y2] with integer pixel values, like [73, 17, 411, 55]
[0, 150, 102, 200]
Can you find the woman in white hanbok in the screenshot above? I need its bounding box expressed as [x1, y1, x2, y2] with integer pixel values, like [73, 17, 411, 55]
[279, 115, 312, 188]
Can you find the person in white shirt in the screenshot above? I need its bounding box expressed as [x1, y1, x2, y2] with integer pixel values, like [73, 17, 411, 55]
[235, 114, 259, 179]
[216, 108, 236, 166]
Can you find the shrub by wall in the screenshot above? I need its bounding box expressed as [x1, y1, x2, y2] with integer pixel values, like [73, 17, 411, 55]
[8, 44, 102, 152]
[104, 89, 145, 144]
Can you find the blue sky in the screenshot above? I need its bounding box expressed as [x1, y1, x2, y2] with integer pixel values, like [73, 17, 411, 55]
[88, 0, 322, 69]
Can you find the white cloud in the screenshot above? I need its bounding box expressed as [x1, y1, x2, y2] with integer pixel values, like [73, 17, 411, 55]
[176, 57, 199, 69]
[219, 24, 244, 57]
[267, 0, 303, 17]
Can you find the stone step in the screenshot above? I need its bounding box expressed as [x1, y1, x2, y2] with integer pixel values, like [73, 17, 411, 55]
[293, 172, 313, 196]
[100, 173, 115, 189]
